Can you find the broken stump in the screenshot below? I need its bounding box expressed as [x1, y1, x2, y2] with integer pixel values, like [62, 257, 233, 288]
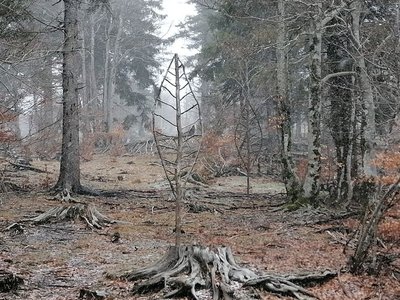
[118, 245, 336, 300]
[28, 203, 115, 229]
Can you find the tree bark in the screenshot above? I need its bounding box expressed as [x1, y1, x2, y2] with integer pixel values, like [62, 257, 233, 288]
[276, 0, 302, 201]
[325, 16, 356, 203]
[106, 10, 123, 130]
[351, 0, 377, 177]
[79, 19, 87, 108]
[55, 0, 82, 192]
[88, 13, 98, 133]
[79, 12, 89, 135]
[303, 2, 323, 200]
[103, 11, 113, 132]
[303, 0, 348, 201]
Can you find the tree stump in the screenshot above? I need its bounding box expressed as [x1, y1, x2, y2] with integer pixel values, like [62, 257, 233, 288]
[29, 203, 115, 229]
[119, 245, 336, 300]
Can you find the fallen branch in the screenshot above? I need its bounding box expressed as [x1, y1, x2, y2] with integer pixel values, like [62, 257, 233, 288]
[7, 161, 50, 173]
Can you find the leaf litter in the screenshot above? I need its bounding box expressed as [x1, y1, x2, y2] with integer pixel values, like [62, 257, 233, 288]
[0, 154, 399, 299]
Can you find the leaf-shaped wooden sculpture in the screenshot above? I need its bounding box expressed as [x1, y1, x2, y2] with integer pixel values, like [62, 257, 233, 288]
[152, 54, 202, 246]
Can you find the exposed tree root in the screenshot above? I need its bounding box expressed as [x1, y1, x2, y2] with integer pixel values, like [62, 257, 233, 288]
[27, 203, 115, 229]
[51, 183, 100, 197]
[119, 245, 336, 300]
[75, 185, 101, 196]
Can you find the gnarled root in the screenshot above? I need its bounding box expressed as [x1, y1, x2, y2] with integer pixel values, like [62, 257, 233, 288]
[119, 245, 335, 299]
[28, 203, 114, 229]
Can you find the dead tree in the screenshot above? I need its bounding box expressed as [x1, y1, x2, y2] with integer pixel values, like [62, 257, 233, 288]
[349, 178, 400, 274]
[152, 54, 202, 247]
[234, 95, 262, 196]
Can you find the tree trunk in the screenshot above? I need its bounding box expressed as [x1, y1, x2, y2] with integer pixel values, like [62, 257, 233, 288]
[325, 18, 355, 203]
[276, 0, 302, 201]
[79, 19, 87, 108]
[106, 11, 123, 130]
[88, 13, 98, 133]
[351, 0, 377, 177]
[41, 56, 55, 128]
[303, 2, 323, 200]
[103, 11, 113, 132]
[79, 12, 89, 135]
[55, 0, 82, 192]
[303, 0, 348, 201]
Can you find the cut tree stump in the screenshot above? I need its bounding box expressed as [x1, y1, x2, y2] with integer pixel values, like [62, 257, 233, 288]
[118, 245, 336, 300]
[28, 203, 115, 229]
[0, 270, 23, 292]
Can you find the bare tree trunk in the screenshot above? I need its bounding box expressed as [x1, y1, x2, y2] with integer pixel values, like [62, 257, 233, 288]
[303, 0, 348, 201]
[79, 14, 89, 136]
[88, 13, 98, 132]
[393, 1, 400, 131]
[106, 11, 123, 128]
[103, 11, 112, 132]
[345, 93, 356, 203]
[303, 2, 323, 200]
[55, 0, 82, 192]
[79, 20, 87, 108]
[276, 0, 302, 201]
[326, 18, 356, 204]
[352, 0, 377, 177]
[42, 57, 55, 127]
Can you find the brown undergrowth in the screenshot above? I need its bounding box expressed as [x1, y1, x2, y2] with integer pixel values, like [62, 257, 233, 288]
[0, 154, 399, 299]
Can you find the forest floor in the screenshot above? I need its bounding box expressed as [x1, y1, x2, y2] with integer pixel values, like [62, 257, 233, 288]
[0, 154, 399, 300]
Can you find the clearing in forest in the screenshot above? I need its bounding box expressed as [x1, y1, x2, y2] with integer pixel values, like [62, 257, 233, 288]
[0, 154, 399, 299]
